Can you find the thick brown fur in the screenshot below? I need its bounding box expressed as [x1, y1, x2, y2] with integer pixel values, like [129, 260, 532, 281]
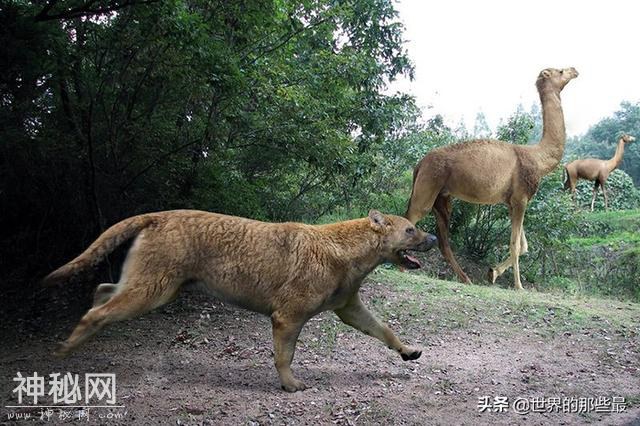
[405, 67, 579, 289]
[563, 134, 635, 211]
[44, 209, 437, 392]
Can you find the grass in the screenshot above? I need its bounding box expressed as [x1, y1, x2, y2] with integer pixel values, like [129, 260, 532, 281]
[568, 231, 640, 248]
[367, 267, 640, 338]
[570, 208, 640, 249]
[581, 208, 640, 230]
[547, 208, 640, 301]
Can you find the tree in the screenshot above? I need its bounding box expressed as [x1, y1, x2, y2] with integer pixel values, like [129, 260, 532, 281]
[453, 117, 470, 140]
[528, 102, 543, 143]
[472, 111, 491, 138]
[0, 0, 419, 303]
[565, 102, 640, 185]
[496, 108, 534, 145]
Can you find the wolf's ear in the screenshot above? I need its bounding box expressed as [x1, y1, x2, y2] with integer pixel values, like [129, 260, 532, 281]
[368, 210, 388, 232]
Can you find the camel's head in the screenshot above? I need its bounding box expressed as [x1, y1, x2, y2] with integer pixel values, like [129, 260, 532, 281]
[621, 134, 636, 144]
[536, 67, 579, 92]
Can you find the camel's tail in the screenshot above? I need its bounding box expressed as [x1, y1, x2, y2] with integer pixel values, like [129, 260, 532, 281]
[42, 214, 157, 287]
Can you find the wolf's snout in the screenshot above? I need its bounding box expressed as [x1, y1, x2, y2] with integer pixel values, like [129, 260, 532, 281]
[417, 233, 437, 251]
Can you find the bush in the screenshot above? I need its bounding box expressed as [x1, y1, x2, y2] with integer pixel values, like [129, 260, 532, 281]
[522, 168, 578, 279]
[452, 203, 509, 261]
[558, 245, 640, 301]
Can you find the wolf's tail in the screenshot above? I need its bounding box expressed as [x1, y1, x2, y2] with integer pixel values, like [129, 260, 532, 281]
[42, 214, 157, 286]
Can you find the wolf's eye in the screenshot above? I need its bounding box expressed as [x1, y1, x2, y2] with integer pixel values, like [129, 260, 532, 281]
[405, 227, 415, 235]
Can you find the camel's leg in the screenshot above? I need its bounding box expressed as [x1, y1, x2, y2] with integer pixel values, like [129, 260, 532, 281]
[433, 195, 472, 284]
[488, 203, 527, 288]
[405, 173, 442, 224]
[565, 171, 578, 206]
[488, 228, 529, 284]
[271, 312, 306, 392]
[520, 229, 528, 255]
[601, 180, 609, 210]
[488, 206, 516, 283]
[334, 294, 421, 361]
[509, 203, 526, 290]
[590, 181, 599, 211]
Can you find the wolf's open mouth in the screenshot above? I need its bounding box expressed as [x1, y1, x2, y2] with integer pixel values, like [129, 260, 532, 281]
[398, 250, 421, 269]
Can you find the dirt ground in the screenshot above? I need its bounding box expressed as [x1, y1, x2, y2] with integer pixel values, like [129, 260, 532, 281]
[1, 271, 639, 425]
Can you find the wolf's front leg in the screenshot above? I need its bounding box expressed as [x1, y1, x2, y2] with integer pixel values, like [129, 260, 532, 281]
[271, 312, 306, 392]
[334, 294, 422, 361]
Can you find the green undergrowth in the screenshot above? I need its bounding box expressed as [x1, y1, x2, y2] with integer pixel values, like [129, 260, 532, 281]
[570, 209, 640, 254]
[368, 268, 640, 338]
[568, 231, 640, 248]
[560, 209, 640, 300]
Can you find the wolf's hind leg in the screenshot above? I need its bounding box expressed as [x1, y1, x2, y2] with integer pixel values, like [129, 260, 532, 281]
[93, 283, 118, 307]
[56, 274, 182, 357]
[334, 294, 421, 361]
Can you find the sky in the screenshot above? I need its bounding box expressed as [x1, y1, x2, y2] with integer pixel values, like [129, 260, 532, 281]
[389, 0, 640, 136]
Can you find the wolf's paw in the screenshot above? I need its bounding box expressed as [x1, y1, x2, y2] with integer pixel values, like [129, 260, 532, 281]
[53, 342, 71, 358]
[281, 378, 307, 393]
[401, 348, 422, 361]
[486, 268, 497, 284]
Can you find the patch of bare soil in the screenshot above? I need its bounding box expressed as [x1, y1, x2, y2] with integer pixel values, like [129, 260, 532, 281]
[1, 280, 639, 425]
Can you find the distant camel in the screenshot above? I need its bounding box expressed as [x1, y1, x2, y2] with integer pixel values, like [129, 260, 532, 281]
[405, 67, 579, 289]
[563, 134, 636, 211]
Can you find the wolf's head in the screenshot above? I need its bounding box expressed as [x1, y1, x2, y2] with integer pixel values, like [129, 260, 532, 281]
[368, 210, 437, 269]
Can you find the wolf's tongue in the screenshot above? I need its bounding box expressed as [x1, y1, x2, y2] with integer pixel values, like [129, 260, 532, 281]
[403, 254, 422, 269]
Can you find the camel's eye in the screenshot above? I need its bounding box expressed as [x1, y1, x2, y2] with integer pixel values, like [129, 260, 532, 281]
[405, 227, 415, 235]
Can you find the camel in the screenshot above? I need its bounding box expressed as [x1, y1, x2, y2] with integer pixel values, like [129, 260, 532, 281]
[405, 67, 579, 290]
[563, 134, 636, 211]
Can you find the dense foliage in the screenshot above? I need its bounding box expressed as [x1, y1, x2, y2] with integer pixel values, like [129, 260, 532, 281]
[0, 0, 419, 289]
[1, 1, 637, 305]
[550, 210, 640, 301]
[566, 102, 640, 185]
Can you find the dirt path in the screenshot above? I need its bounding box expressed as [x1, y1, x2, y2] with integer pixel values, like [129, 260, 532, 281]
[1, 272, 639, 425]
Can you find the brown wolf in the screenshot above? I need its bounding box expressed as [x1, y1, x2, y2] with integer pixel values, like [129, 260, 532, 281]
[44, 209, 437, 392]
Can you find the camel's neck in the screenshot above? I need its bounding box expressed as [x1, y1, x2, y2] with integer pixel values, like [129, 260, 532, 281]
[534, 88, 566, 174]
[606, 139, 625, 171]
